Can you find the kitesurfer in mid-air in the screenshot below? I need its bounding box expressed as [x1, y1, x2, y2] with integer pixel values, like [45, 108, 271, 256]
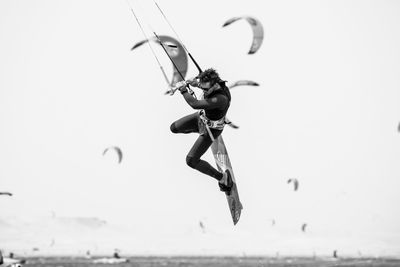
[170, 68, 233, 193]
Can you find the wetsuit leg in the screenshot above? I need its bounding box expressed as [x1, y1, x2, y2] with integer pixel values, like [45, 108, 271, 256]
[186, 129, 223, 181]
[170, 112, 199, 134]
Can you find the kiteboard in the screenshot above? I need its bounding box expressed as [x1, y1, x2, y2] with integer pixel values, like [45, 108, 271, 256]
[211, 135, 242, 225]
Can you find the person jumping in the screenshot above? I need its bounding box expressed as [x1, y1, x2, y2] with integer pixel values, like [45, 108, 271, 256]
[170, 68, 233, 194]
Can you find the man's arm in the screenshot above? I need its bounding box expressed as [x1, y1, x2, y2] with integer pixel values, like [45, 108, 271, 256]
[181, 92, 228, 110]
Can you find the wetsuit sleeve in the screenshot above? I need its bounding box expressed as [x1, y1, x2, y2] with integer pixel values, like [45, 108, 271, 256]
[181, 92, 228, 110]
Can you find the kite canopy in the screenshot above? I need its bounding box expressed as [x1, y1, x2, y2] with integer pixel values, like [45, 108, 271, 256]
[199, 221, 206, 233]
[103, 146, 123, 164]
[301, 223, 307, 232]
[222, 16, 264, 54]
[287, 178, 299, 191]
[132, 35, 188, 86]
[0, 192, 12, 196]
[228, 80, 259, 89]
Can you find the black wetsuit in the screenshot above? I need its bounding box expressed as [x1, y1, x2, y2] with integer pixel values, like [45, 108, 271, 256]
[170, 82, 231, 180]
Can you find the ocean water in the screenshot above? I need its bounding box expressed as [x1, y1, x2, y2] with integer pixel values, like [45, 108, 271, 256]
[22, 256, 400, 267]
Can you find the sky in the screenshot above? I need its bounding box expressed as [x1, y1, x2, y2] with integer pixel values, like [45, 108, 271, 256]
[1, 0, 400, 258]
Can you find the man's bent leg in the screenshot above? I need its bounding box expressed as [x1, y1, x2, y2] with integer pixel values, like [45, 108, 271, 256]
[170, 112, 199, 134]
[186, 133, 223, 181]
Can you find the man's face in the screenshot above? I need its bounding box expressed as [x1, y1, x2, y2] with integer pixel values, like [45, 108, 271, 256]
[199, 81, 211, 90]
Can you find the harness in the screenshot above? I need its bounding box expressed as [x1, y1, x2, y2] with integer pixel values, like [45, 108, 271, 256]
[198, 110, 227, 142]
[199, 110, 226, 130]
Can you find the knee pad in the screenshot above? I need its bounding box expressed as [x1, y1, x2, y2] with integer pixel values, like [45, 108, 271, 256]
[186, 155, 199, 168]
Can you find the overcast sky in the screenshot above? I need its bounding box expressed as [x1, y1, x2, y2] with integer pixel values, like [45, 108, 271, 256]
[1, 0, 400, 257]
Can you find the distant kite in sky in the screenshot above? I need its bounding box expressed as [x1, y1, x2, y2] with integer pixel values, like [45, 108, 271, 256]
[228, 80, 260, 89]
[222, 16, 264, 54]
[0, 192, 12, 196]
[224, 117, 239, 129]
[199, 221, 206, 233]
[301, 223, 307, 232]
[287, 178, 299, 191]
[103, 146, 123, 164]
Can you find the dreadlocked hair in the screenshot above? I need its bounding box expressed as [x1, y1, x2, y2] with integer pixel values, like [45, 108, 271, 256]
[197, 68, 221, 85]
[198, 68, 231, 102]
